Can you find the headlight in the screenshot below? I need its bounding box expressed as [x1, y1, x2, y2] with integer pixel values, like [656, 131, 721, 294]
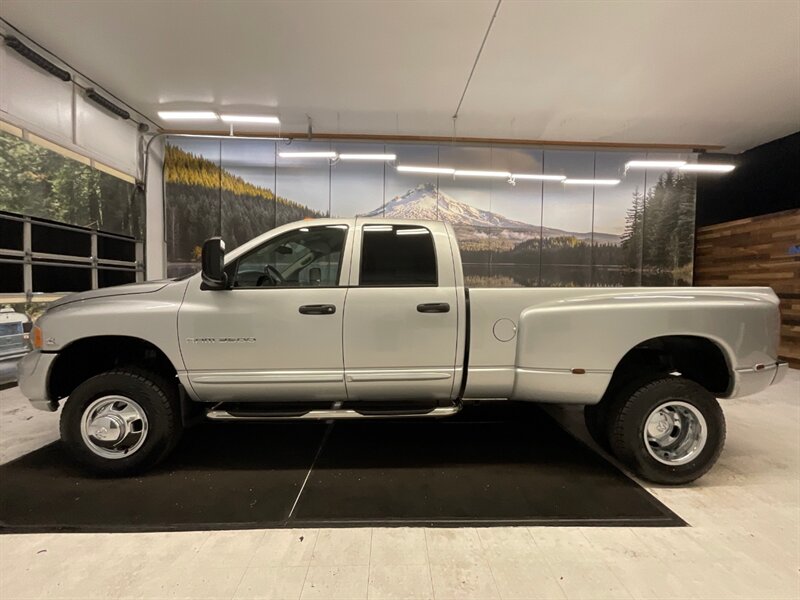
[32, 325, 43, 349]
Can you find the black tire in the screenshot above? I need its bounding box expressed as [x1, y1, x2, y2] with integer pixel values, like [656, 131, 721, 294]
[584, 372, 664, 452]
[60, 368, 182, 476]
[607, 376, 725, 485]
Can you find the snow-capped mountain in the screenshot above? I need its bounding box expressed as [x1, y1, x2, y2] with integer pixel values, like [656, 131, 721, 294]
[360, 183, 621, 245]
[361, 183, 532, 229]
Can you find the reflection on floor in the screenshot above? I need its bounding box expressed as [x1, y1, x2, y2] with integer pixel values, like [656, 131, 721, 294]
[1, 370, 798, 599]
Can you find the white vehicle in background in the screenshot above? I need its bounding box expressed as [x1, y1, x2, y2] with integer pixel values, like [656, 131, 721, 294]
[18, 218, 787, 484]
[0, 307, 31, 385]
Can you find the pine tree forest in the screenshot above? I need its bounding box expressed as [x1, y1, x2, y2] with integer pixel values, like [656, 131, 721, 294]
[0, 131, 140, 237]
[619, 172, 696, 281]
[164, 144, 325, 268]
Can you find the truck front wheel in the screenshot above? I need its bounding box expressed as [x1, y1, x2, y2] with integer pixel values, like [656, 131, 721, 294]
[607, 377, 725, 485]
[60, 368, 181, 476]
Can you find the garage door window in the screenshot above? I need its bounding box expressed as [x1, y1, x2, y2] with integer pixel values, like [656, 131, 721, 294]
[359, 225, 437, 286]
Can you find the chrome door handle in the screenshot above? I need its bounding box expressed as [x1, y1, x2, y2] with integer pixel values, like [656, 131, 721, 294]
[417, 302, 450, 313]
[299, 304, 336, 315]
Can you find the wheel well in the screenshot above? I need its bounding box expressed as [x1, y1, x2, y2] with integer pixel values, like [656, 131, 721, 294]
[605, 335, 732, 400]
[48, 336, 178, 401]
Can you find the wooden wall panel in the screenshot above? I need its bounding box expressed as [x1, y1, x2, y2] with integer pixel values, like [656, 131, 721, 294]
[694, 209, 800, 368]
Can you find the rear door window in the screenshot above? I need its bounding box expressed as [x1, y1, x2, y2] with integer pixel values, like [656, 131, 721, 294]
[359, 225, 437, 286]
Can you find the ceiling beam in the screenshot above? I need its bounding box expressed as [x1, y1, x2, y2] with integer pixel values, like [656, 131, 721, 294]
[163, 129, 723, 152]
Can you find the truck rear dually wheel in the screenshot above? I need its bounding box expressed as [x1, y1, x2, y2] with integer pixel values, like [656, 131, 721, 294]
[607, 376, 725, 485]
[60, 368, 181, 476]
[584, 373, 663, 452]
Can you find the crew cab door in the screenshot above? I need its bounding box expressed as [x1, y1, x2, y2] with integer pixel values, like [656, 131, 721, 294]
[343, 222, 460, 400]
[178, 224, 352, 402]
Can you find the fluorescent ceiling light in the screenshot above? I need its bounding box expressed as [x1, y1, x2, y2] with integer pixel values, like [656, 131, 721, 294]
[397, 165, 455, 174]
[679, 163, 735, 173]
[454, 169, 511, 178]
[512, 173, 566, 181]
[625, 160, 686, 169]
[220, 114, 280, 124]
[157, 111, 218, 120]
[278, 151, 337, 159]
[338, 153, 397, 161]
[563, 178, 621, 186]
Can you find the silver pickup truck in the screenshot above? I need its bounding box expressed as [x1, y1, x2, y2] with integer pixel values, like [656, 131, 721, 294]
[18, 218, 787, 484]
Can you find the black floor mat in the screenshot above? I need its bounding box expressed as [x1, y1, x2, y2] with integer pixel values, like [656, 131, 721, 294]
[0, 404, 683, 532]
[0, 423, 327, 533]
[292, 404, 683, 527]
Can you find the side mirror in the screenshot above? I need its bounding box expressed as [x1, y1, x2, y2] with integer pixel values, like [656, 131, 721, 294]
[201, 237, 228, 290]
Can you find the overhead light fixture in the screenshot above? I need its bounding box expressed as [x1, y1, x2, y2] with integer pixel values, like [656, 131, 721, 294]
[511, 173, 567, 181]
[85, 88, 130, 120]
[157, 111, 218, 120]
[625, 160, 687, 169]
[220, 114, 280, 124]
[396, 165, 455, 174]
[563, 179, 621, 186]
[338, 153, 397, 161]
[4, 36, 71, 82]
[278, 151, 337, 159]
[454, 170, 511, 178]
[679, 163, 735, 173]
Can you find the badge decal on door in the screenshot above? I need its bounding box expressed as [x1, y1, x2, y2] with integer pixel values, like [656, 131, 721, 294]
[185, 337, 256, 344]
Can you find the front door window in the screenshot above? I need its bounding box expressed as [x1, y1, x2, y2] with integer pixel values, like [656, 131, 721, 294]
[230, 225, 347, 288]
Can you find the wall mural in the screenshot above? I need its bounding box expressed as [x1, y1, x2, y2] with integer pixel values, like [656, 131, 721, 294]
[0, 130, 140, 238]
[164, 137, 696, 287]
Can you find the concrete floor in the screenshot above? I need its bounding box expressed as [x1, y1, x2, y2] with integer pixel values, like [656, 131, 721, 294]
[0, 371, 798, 600]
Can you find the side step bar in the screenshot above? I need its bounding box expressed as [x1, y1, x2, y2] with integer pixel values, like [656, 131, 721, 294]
[206, 404, 462, 421]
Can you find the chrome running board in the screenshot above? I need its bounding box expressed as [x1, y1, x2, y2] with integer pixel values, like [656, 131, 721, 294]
[206, 404, 462, 421]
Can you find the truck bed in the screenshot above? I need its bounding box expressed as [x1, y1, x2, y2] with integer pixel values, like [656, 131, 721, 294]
[465, 286, 781, 403]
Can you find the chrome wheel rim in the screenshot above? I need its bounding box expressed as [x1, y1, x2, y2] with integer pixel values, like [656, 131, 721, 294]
[643, 401, 707, 466]
[80, 396, 149, 459]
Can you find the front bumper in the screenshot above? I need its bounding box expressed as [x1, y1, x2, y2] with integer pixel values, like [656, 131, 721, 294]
[17, 350, 58, 411]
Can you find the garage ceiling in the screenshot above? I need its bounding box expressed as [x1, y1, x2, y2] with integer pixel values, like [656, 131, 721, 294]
[1, 0, 798, 152]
